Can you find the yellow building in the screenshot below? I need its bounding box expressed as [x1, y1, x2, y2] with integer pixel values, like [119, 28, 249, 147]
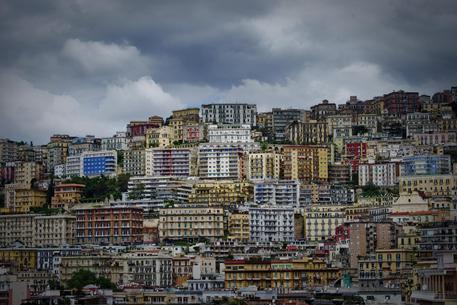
[247, 152, 282, 180]
[225, 257, 340, 290]
[2, 186, 47, 213]
[187, 181, 253, 206]
[0, 248, 37, 270]
[169, 108, 200, 142]
[159, 206, 224, 241]
[228, 212, 250, 242]
[358, 249, 416, 289]
[282, 145, 328, 182]
[399, 174, 457, 197]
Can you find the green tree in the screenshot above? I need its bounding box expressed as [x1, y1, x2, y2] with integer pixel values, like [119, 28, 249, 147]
[66, 270, 117, 291]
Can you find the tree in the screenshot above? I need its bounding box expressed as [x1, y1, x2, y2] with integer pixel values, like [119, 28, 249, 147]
[66, 270, 117, 291]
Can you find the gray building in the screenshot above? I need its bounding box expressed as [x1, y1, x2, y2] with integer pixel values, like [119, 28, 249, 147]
[272, 108, 306, 142]
[201, 103, 257, 126]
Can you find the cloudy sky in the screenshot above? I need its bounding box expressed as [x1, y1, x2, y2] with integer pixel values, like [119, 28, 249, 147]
[1, 0, 457, 144]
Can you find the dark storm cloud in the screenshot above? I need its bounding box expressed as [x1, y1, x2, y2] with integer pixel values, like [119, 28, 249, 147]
[0, 0, 457, 143]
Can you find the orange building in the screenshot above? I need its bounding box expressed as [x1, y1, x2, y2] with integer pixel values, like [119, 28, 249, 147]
[51, 183, 85, 210]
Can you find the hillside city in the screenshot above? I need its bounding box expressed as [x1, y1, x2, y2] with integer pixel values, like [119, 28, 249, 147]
[1, 87, 457, 305]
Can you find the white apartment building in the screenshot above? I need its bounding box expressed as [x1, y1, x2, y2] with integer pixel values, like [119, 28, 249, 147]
[101, 131, 130, 151]
[254, 180, 300, 207]
[358, 162, 399, 187]
[65, 155, 81, 177]
[249, 205, 295, 242]
[207, 124, 253, 143]
[198, 144, 244, 179]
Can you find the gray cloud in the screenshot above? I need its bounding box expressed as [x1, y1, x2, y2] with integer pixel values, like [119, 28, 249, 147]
[1, 0, 457, 143]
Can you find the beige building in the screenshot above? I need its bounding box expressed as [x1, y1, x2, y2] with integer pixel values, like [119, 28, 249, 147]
[13, 162, 44, 188]
[0, 214, 76, 247]
[60, 255, 125, 285]
[399, 174, 457, 197]
[246, 151, 282, 180]
[123, 148, 146, 176]
[169, 108, 200, 142]
[187, 180, 253, 206]
[228, 212, 250, 242]
[33, 215, 76, 247]
[304, 205, 346, 242]
[159, 206, 224, 241]
[283, 145, 328, 182]
[0, 214, 35, 247]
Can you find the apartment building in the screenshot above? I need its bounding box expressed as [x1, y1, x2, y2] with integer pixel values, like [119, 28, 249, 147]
[51, 183, 84, 209]
[33, 215, 76, 247]
[201, 103, 257, 126]
[247, 151, 282, 180]
[254, 180, 300, 206]
[0, 138, 19, 163]
[124, 251, 173, 288]
[413, 132, 457, 146]
[358, 249, 415, 289]
[101, 131, 130, 151]
[383, 90, 420, 115]
[197, 144, 244, 179]
[0, 214, 35, 247]
[65, 155, 81, 177]
[80, 150, 117, 177]
[272, 108, 306, 142]
[73, 204, 144, 245]
[13, 161, 44, 188]
[285, 120, 330, 144]
[145, 148, 196, 177]
[0, 248, 37, 270]
[169, 108, 200, 142]
[123, 148, 146, 176]
[182, 123, 205, 143]
[401, 154, 451, 176]
[348, 222, 396, 269]
[228, 212, 250, 242]
[225, 257, 340, 290]
[304, 205, 346, 242]
[358, 162, 399, 186]
[0, 214, 76, 247]
[249, 205, 295, 242]
[356, 113, 379, 134]
[2, 186, 47, 213]
[159, 206, 224, 241]
[282, 145, 329, 182]
[207, 124, 253, 143]
[399, 174, 457, 196]
[310, 99, 337, 120]
[187, 180, 253, 206]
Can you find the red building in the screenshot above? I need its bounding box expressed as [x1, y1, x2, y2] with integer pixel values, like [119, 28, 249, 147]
[383, 90, 420, 115]
[127, 121, 161, 137]
[74, 204, 143, 245]
[345, 142, 368, 172]
[0, 162, 15, 184]
[335, 223, 350, 242]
